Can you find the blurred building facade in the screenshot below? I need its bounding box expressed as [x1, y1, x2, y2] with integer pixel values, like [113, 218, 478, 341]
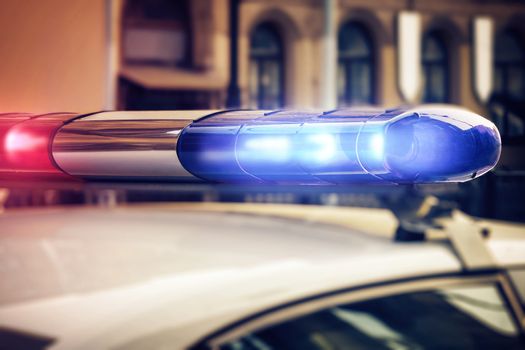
[116, 1, 523, 109]
[116, 1, 525, 149]
[1, 0, 524, 121]
[1, 0, 525, 220]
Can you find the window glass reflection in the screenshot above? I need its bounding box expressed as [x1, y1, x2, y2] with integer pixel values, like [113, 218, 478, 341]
[250, 23, 285, 109]
[422, 32, 449, 103]
[338, 23, 375, 106]
[221, 283, 524, 350]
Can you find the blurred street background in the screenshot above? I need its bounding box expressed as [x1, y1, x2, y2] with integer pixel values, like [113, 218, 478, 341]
[0, 0, 524, 221]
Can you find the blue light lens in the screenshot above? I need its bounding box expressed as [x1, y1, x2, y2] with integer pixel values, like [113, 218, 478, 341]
[177, 107, 501, 184]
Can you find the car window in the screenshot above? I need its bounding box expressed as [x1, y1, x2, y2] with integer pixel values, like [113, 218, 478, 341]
[219, 283, 525, 350]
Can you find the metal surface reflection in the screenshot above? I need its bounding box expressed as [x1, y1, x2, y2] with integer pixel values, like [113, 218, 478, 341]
[52, 111, 203, 180]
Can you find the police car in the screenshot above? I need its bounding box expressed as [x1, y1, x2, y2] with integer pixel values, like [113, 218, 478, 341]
[0, 201, 525, 350]
[0, 107, 524, 349]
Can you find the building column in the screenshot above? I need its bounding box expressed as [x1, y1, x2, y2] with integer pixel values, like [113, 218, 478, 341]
[472, 16, 494, 104]
[397, 11, 422, 103]
[226, 0, 241, 108]
[319, 0, 337, 109]
[104, 0, 123, 110]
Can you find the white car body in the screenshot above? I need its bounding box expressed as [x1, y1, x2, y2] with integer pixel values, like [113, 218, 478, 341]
[0, 203, 524, 349]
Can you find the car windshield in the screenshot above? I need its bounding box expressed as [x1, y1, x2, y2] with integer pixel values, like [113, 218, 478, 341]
[220, 284, 525, 350]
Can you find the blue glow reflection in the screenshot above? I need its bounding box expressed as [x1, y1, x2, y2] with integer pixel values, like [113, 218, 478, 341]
[306, 134, 337, 163]
[370, 134, 384, 158]
[241, 136, 291, 161]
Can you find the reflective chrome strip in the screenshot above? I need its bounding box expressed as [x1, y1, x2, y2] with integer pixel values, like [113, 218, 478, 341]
[51, 111, 219, 179]
[77, 110, 221, 121]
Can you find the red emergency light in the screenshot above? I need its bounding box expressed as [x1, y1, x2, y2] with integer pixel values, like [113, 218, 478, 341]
[1, 112, 78, 180]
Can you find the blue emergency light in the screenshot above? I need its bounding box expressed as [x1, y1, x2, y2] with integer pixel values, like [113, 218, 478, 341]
[177, 106, 501, 184]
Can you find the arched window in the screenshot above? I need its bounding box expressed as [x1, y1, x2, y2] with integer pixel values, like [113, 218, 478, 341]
[422, 31, 449, 103]
[249, 23, 285, 109]
[494, 32, 525, 100]
[337, 22, 375, 106]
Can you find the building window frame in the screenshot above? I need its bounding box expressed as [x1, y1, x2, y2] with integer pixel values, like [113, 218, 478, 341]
[249, 22, 285, 109]
[121, 0, 193, 68]
[337, 21, 376, 106]
[421, 30, 450, 103]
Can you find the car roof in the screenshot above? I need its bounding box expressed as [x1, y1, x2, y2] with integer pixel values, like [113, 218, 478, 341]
[0, 203, 522, 349]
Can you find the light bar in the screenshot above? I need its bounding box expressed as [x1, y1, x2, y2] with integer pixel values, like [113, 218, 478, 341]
[0, 106, 501, 184]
